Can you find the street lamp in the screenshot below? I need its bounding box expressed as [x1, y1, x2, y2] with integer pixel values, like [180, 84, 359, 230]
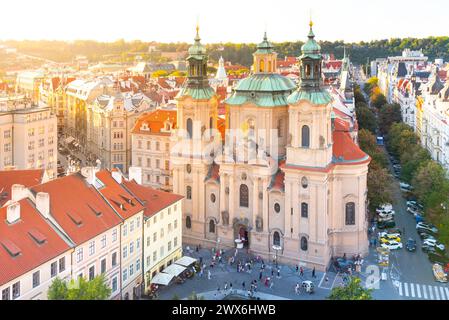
[216, 238, 221, 256]
[272, 245, 282, 268]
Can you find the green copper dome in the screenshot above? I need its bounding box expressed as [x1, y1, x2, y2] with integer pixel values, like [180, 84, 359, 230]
[300, 21, 321, 59]
[188, 25, 207, 58]
[255, 32, 275, 55]
[225, 73, 295, 107]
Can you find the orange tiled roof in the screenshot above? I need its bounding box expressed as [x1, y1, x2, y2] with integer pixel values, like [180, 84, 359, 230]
[122, 180, 183, 218]
[132, 109, 177, 136]
[95, 170, 145, 220]
[31, 174, 122, 245]
[0, 169, 45, 207]
[0, 199, 71, 286]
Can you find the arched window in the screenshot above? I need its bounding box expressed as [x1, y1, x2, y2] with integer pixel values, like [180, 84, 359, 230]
[314, 64, 319, 77]
[186, 118, 193, 139]
[345, 202, 356, 225]
[305, 64, 311, 77]
[209, 220, 215, 233]
[301, 125, 310, 148]
[186, 216, 191, 229]
[186, 186, 192, 200]
[273, 231, 280, 246]
[239, 184, 249, 208]
[301, 202, 308, 218]
[259, 59, 265, 72]
[301, 237, 308, 251]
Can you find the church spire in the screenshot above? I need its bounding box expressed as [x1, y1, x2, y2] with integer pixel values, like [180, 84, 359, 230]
[298, 20, 322, 90]
[186, 23, 209, 88]
[253, 31, 277, 73]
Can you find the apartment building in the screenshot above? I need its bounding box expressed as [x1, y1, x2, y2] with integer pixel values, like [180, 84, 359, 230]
[122, 176, 183, 292]
[0, 95, 57, 177]
[30, 173, 124, 299]
[95, 169, 145, 299]
[86, 91, 155, 173]
[16, 71, 44, 104]
[0, 199, 72, 300]
[131, 109, 176, 191]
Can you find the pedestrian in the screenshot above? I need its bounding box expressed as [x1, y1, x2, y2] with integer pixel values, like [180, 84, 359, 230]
[271, 269, 274, 276]
[269, 280, 274, 290]
[325, 276, 329, 283]
[199, 257, 203, 265]
[196, 245, 199, 252]
[259, 271, 263, 281]
[224, 282, 228, 291]
[208, 270, 211, 280]
[242, 281, 246, 290]
[312, 267, 316, 279]
[217, 286, 220, 294]
[277, 268, 280, 278]
[229, 282, 233, 293]
[295, 283, 299, 295]
[199, 268, 203, 278]
[300, 267, 304, 277]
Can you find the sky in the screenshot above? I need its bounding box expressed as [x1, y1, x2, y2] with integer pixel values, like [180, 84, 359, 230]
[0, 0, 448, 43]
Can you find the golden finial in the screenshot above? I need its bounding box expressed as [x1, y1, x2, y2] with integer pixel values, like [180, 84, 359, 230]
[309, 9, 313, 28]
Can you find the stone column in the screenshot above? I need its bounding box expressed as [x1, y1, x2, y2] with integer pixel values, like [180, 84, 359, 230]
[228, 174, 235, 226]
[219, 173, 226, 221]
[262, 179, 269, 233]
[284, 179, 292, 237]
[252, 177, 259, 230]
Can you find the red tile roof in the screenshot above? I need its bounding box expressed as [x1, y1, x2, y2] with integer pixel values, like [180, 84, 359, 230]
[95, 170, 145, 220]
[131, 109, 177, 136]
[0, 169, 45, 207]
[332, 129, 369, 164]
[122, 180, 183, 218]
[31, 174, 122, 245]
[0, 199, 71, 286]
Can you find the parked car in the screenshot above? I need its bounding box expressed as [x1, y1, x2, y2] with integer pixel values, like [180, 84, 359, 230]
[419, 232, 436, 241]
[386, 228, 402, 235]
[379, 231, 401, 239]
[378, 220, 396, 229]
[415, 214, 424, 223]
[416, 222, 438, 234]
[381, 241, 403, 250]
[422, 244, 437, 254]
[423, 239, 446, 251]
[432, 263, 448, 283]
[378, 211, 395, 219]
[377, 215, 394, 223]
[406, 238, 417, 252]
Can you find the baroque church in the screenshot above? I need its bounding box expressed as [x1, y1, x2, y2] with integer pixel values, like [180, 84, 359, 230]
[171, 22, 370, 270]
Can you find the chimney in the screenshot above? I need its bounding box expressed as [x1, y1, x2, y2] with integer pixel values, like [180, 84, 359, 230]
[6, 202, 21, 224]
[128, 167, 142, 185]
[11, 184, 26, 202]
[36, 192, 50, 219]
[84, 166, 96, 185]
[111, 169, 123, 184]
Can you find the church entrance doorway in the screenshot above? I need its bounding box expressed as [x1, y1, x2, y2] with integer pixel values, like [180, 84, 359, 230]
[238, 226, 249, 248]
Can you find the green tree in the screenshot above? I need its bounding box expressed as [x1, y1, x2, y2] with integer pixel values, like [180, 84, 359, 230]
[367, 162, 393, 211]
[371, 92, 387, 109]
[47, 277, 68, 300]
[328, 277, 373, 300]
[358, 129, 388, 168]
[356, 106, 377, 133]
[48, 275, 111, 300]
[379, 103, 402, 135]
[400, 144, 431, 183]
[412, 160, 449, 209]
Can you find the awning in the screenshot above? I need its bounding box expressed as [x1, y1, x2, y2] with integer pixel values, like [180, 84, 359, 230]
[150, 272, 175, 286]
[174, 256, 197, 267]
[162, 264, 186, 277]
[65, 137, 75, 144]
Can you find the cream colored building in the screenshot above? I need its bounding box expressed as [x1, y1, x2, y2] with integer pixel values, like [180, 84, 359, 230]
[86, 92, 155, 173]
[0, 199, 72, 300]
[16, 71, 44, 104]
[131, 108, 176, 191]
[121, 169, 183, 293]
[0, 95, 57, 178]
[171, 25, 370, 271]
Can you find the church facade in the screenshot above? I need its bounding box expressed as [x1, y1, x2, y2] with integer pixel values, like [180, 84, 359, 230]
[171, 23, 370, 271]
